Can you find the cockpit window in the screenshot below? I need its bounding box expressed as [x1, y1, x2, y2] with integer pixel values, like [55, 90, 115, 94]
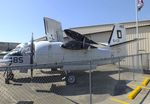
[13, 47, 21, 51]
[8, 51, 23, 56]
[11, 42, 31, 56]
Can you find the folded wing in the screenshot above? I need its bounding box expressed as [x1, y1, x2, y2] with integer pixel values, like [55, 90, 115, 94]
[62, 29, 98, 50]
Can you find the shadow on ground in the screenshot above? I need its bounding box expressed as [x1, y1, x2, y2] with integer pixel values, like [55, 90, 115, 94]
[35, 70, 133, 96]
[13, 74, 64, 83]
[16, 101, 34, 104]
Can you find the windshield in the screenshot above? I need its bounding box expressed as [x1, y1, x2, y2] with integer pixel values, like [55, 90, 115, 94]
[7, 51, 22, 56]
[13, 47, 21, 51]
[8, 42, 31, 56]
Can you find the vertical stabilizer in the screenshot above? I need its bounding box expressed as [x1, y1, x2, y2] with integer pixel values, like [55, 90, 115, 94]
[108, 24, 127, 57]
[43, 17, 63, 42]
[108, 24, 126, 47]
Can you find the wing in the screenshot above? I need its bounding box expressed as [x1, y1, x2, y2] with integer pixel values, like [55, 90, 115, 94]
[43, 17, 63, 42]
[61, 40, 96, 50]
[62, 29, 97, 50]
[64, 29, 97, 44]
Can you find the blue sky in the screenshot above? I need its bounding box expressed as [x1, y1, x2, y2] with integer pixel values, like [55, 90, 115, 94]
[0, 0, 149, 43]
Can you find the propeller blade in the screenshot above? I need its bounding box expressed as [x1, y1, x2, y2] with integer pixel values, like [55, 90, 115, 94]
[30, 33, 34, 78]
[31, 33, 34, 58]
[64, 29, 97, 44]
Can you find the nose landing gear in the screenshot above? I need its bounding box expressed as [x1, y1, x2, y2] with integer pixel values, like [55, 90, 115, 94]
[4, 70, 14, 84]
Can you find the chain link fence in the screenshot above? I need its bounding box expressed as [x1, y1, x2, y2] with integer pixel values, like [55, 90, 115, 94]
[0, 53, 149, 104]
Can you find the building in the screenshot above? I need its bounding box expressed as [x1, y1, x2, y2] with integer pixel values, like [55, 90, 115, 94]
[0, 42, 19, 51]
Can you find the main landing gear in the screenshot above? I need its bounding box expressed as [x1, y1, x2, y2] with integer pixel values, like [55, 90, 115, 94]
[65, 72, 76, 85]
[4, 70, 14, 84]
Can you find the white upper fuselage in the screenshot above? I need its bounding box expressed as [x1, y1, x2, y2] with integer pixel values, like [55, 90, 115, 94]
[34, 41, 112, 67]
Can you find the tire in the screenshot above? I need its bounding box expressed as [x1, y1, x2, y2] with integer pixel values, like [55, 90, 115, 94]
[5, 78, 10, 84]
[9, 73, 14, 80]
[66, 73, 76, 85]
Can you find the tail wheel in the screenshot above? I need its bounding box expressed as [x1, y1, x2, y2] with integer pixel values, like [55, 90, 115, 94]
[66, 73, 76, 85]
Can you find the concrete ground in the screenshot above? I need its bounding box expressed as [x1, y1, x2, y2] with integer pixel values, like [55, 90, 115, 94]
[142, 90, 150, 104]
[0, 64, 149, 104]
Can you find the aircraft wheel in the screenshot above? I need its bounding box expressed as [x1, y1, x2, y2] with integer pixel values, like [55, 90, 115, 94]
[5, 78, 10, 84]
[8, 72, 14, 80]
[66, 73, 76, 85]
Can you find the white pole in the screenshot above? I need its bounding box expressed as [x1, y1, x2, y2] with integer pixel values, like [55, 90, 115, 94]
[135, 0, 139, 69]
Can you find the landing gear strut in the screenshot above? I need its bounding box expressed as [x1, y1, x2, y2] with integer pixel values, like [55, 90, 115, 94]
[65, 72, 76, 85]
[4, 70, 14, 84]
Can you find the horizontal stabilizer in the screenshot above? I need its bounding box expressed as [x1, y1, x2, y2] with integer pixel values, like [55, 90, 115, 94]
[110, 38, 145, 47]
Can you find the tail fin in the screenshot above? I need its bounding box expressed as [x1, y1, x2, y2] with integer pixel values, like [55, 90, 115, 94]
[108, 24, 126, 47]
[108, 24, 127, 57]
[43, 17, 63, 42]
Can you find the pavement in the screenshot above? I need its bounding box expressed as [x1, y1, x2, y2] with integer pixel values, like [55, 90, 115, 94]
[0, 64, 149, 104]
[142, 90, 150, 104]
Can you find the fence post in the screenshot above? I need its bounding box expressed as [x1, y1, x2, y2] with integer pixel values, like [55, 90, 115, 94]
[118, 57, 121, 81]
[89, 61, 92, 104]
[132, 56, 135, 81]
[147, 53, 149, 71]
[140, 54, 143, 72]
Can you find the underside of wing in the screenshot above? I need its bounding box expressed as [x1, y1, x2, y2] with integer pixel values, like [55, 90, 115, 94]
[62, 29, 97, 50]
[64, 29, 97, 44]
[61, 40, 96, 50]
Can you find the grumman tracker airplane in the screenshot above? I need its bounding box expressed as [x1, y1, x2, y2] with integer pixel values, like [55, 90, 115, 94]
[0, 17, 136, 84]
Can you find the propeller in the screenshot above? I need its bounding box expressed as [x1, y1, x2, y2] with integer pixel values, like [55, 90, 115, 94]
[30, 33, 35, 78]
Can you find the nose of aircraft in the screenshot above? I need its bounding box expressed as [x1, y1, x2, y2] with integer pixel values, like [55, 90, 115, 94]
[3, 54, 12, 66]
[3, 53, 10, 60]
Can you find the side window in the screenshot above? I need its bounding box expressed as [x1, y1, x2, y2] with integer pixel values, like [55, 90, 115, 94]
[13, 52, 22, 56]
[117, 30, 122, 39]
